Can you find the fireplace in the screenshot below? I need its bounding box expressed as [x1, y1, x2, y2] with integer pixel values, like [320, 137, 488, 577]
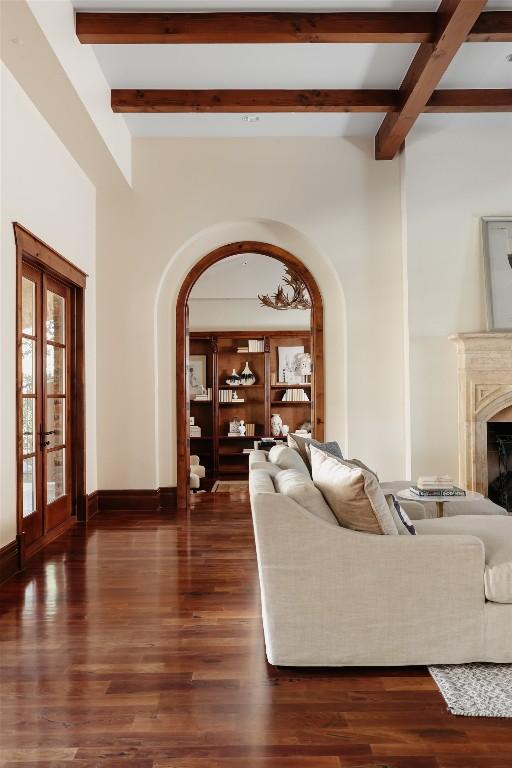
[450, 333, 512, 499]
[487, 406, 512, 511]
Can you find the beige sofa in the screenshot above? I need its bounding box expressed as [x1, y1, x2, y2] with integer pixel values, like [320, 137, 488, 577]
[249, 448, 512, 667]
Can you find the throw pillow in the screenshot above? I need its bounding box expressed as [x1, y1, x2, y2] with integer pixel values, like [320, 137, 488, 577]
[310, 445, 399, 535]
[386, 494, 416, 535]
[346, 458, 379, 481]
[268, 444, 310, 478]
[288, 433, 344, 472]
[274, 469, 339, 525]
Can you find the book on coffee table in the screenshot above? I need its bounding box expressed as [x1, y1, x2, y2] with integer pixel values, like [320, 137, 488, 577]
[410, 486, 466, 497]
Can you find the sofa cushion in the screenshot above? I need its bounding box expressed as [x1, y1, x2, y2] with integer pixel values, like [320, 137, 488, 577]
[415, 515, 512, 603]
[268, 444, 310, 478]
[274, 469, 338, 526]
[249, 468, 276, 498]
[310, 445, 399, 535]
[386, 494, 416, 535]
[249, 461, 281, 477]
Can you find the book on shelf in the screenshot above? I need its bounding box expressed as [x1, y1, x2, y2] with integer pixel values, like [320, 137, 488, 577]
[248, 339, 264, 352]
[282, 388, 310, 402]
[192, 387, 212, 402]
[255, 438, 285, 450]
[236, 347, 249, 353]
[219, 389, 245, 403]
[410, 486, 466, 497]
[190, 427, 202, 437]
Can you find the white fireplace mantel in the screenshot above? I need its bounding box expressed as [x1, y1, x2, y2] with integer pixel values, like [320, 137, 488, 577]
[450, 332, 512, 494]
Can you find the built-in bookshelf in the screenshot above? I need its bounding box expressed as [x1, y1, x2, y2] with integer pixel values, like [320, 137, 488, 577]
[189, 331, 314, 480]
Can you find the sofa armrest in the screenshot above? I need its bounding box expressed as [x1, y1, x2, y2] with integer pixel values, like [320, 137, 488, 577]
[251, 492, 485, 666]
[400, 500, 427, 520]
[249, 450, 269, 468]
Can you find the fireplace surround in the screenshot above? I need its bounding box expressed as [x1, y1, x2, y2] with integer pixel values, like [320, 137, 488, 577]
[450, 332, 512, 498]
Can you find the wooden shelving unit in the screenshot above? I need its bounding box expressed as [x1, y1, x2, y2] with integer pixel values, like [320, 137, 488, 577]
[189, 331, 313, 480]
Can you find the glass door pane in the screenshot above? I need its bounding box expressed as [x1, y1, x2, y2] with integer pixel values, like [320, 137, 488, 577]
[45, 278, 68, 516]
[47, 449, 66, 503]
[22, 457, 36, 518]
[20, 267, 42, 539]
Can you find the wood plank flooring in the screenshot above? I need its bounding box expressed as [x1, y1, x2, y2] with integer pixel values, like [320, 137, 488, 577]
[1, 492, 511, 768]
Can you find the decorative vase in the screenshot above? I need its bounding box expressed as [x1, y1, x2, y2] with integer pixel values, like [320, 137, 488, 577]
[240, 361, 256, 386]
[226, 369, 241, 387]
[271, 413, 283, 437]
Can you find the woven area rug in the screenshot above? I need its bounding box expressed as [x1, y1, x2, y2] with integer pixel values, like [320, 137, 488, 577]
[211, 480, 249, 493]
[429, 663, 512, 717]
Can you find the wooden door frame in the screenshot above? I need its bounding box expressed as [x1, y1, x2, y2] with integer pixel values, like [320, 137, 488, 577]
[14, 224, 87, 565]
[176, 241, 324, 510]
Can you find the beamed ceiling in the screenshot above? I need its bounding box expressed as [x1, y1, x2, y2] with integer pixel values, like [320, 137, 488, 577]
[73, 1, 512, 159]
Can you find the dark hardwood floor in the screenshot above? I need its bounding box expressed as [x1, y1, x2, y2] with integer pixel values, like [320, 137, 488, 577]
[1, 492, 511, 768]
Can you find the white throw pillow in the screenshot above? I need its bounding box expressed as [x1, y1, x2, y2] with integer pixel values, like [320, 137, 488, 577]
[310, 445, 399, 535]
[274, 469, 338, 526]
[268, 444, 310, 478]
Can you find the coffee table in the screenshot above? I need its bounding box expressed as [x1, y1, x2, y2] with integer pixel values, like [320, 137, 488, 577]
[397, 488, 484, 518]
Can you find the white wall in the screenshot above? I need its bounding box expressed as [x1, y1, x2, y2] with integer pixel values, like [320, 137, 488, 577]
[0, 63, 97, 547]
[27, 0, 132, 185]
[95, 137, 406, 490]
[404, 125, 512, 481]
[189, 299, 310, 330]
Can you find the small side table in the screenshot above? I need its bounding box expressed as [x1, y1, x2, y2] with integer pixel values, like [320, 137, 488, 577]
[397, 489, 484, 518]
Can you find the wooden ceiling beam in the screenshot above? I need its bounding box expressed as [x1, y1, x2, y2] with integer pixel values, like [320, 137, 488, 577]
[111, 88, 512, 114]
[426, 89, 512, 112]
[374, 0, 487, 161]
[76, 11, 512, 45]
[467, 10, 512, 41]
[111, 89, 398, 113]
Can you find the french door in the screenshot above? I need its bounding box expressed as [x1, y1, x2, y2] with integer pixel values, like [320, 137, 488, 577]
[20, 262, 72, 552]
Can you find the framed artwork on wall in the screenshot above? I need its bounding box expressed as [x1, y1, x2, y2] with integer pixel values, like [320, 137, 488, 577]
[188, 354, 207, 397]
[483, 217, 512, 330]
[278, 345, 305, 384]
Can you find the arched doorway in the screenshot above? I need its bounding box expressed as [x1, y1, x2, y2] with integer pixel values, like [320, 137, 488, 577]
[176, 241, 325, 509]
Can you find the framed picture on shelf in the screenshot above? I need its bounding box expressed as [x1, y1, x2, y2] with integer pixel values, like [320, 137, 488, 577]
[188, 354, 207, 397]
[483, 217, 512, 330]
[278, 346, 305, 384]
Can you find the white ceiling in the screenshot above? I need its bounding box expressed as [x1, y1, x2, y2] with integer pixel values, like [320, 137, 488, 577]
[190, 253, 294, 298]
[72, 1, 512, 137]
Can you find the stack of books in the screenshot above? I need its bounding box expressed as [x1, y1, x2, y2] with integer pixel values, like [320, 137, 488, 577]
[255, 437, 285, 450]
[236, 340, 264, 352]
[219, 389, 244, 403]
[193, 388, 212, 402]
[190, 425, 202, 438]
[410, 476, 466, 497]
[282, 388, 310, 402]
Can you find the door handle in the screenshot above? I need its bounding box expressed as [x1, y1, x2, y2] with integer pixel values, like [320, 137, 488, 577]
[39, 426, 56, 450]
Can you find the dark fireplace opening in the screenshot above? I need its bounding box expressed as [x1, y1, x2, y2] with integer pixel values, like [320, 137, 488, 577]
[487, 421, 512, 512]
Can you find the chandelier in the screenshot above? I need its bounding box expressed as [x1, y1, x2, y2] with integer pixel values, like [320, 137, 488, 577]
[258, 267, 312, 311]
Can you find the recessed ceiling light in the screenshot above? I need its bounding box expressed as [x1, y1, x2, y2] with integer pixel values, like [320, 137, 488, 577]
[242, 115, 260, 123]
